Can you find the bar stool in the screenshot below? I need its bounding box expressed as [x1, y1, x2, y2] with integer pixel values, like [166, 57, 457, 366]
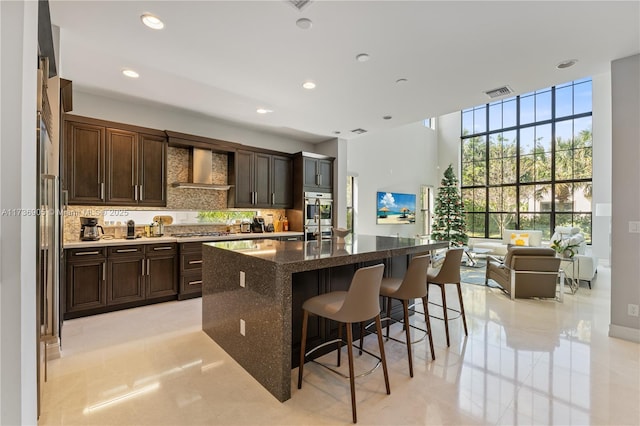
[379, 254, 435, 377]
[297, 263, 390, 424]
[426, 247, 467, 347]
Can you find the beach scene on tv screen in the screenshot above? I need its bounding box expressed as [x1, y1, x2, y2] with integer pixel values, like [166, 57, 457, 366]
[377, 192, 416, 225]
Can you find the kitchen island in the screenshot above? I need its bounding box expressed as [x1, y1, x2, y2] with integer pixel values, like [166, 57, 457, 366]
[202, 234, 449, 401]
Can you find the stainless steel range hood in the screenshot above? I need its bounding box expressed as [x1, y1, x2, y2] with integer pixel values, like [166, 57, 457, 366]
[171, 147, 231, 190]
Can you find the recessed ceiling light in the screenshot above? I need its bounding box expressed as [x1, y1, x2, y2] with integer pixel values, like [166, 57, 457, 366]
[395, 78, 408, 84]
[302, 81, 316, 90]
[333, 131, 341, 135]
[383, 115, 392, 120]
[122, 69, 139, 78]
[296, 18, 313, 30]
[556, 59, 578, 69]
[355, 53, 370, 62]
[141, 13, 164, 30]
[256, 108, 273, 114]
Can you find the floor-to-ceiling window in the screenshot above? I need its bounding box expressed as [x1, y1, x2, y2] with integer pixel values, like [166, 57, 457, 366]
[461, 78, 593, 242]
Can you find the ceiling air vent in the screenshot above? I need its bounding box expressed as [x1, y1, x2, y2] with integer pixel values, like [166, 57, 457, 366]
[286, 0, 313, 11]
[351, 128, 367, 134]
[484, 85, 513, 99]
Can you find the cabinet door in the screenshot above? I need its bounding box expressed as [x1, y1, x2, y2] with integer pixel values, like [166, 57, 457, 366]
[139, 133, 166, 206]
[107, 255, 145, 305]
[64, 121, 105, 204]
[271, 155, 292, 208]
[254, 153, 271, 206]
[66, 260, 107, 314]
[317, 159, 333, 192]
[105, 128, 137, 205]
[147, 255, 178, 298]
[303, 157, 318, 188]
[234, 150, 255, 207]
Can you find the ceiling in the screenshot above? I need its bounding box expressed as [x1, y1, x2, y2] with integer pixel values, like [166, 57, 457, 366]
[49, 1, 640, 143]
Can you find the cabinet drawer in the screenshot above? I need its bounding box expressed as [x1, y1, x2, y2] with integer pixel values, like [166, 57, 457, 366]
[180, 271, 203, 295]
[180, 242, 203, 253]
[146, 243, 177, 256]
[181, 252, 203, 271]
[108, 245, 144, 257]
[68, 247, 106, 260]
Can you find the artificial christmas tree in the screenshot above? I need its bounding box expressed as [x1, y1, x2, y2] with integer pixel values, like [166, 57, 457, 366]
[431, 164, 468, 246]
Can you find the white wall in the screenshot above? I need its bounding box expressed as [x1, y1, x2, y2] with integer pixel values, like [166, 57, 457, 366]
[437, 111, 463, 176]
[347, 121, 438, 237]
[610, 54, 640, 342]
[0, 1, 38, 424]
[71, 90, 314, 154]
[591, 72, 613, 262]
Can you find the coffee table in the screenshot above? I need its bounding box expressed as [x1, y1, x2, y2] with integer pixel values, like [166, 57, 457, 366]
[463, 247, 492, 267]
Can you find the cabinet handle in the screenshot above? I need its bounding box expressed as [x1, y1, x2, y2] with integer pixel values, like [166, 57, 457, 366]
[147, 259, 150, 276]
[188, 260, 203, 265]
[153, 246, 173, 251]
[75, 251, 101, 256]
[318, 174, 322, 186]
[134, 184, 138, 201]
[271, 193, 275, 205]
[116, 248, 138, 253]
[103, 262, 106, 281]
[141, 258, 145, 275]
[139, 185, 143, 202]
[253, 191, 256, 205]
[100, 182, 105, 200]
[188, 280, 203, 285]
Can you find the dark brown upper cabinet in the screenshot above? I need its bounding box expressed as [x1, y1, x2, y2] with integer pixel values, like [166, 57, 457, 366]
[297, 153, 333, 194]
[63, 115, 166, 206]
[229, 149, 292, 209]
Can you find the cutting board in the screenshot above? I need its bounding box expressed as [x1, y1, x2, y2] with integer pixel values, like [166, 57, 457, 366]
[153, 215, 174, 225]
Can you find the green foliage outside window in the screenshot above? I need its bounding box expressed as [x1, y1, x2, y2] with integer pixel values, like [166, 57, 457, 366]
[197, 211, 255, 223]
[461, 79, 593, 242]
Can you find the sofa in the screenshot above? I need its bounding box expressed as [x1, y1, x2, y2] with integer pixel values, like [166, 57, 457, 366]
[551, 226, 598, 287]
[485, 247, 562, 299]
[472, 229, 543, 256]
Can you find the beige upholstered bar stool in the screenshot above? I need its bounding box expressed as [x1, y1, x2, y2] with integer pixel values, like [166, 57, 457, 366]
[379, 254, 435, 377]
[426, 247, 467, 347]
[297, 263, 390, 424]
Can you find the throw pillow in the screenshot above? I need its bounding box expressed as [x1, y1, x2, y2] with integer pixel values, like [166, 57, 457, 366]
[510, 232, 530, 246]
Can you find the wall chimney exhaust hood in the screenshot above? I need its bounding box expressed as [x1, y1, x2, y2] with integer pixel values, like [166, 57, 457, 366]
[171, 147, 232, 190]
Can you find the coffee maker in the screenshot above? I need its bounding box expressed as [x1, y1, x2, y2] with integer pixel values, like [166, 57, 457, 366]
[80, 217, 104, 241]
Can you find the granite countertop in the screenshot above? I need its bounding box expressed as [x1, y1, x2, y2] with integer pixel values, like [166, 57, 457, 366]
[205, 234, 449, 267]
[63, 231, 304, 249]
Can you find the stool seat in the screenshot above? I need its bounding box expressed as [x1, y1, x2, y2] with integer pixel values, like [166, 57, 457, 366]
[302, 291, 348, 320]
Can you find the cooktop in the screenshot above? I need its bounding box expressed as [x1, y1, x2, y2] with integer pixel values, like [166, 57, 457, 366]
[171, 231, 230, 238]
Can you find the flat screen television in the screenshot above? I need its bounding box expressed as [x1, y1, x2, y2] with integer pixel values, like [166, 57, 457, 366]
[376, 191, 416, 225]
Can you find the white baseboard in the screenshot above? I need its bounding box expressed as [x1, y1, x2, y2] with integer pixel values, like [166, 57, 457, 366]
[608, 324, 640, 343]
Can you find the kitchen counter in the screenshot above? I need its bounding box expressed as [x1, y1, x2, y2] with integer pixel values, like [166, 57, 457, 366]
[201, 234, 448, 402]
[63, 231, 304, 248]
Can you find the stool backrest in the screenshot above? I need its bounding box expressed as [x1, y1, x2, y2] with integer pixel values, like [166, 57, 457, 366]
[429, 248, 463, 284]
[392, 254, 430, 300]
[336, 263, 385, 323]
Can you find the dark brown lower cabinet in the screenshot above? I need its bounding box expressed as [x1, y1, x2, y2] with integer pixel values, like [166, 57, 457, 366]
[65, 248, 107, 315]
[64, 243, 177, 319]
[147, 245, 178, 298]
[178, 242, 203, 299]
[107, 248, 145, 305]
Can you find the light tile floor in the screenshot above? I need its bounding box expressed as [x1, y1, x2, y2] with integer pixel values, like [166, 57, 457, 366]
[40, 266, 640, 425]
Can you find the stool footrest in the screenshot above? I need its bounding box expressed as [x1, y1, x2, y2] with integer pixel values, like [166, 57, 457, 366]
[365, 317, 429, 345]
[304, 339, 382, 379]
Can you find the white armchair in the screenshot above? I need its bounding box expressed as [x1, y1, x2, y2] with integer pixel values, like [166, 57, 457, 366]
[551, 226, 598, 287]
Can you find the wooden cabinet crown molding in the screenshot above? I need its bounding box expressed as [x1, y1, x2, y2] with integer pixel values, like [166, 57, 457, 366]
[64, 114, 165, 137]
